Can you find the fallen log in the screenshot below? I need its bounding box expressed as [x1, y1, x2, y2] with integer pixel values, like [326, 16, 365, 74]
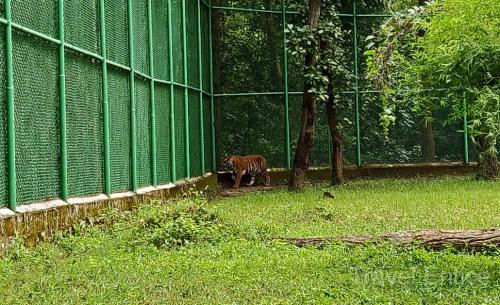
[278, 229, 500, 251]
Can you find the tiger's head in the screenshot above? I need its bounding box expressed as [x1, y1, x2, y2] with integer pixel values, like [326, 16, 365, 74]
[222, 155, 239, 171]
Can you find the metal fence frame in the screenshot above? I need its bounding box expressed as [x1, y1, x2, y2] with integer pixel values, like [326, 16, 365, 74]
[211, 0, 470, 169]
[1, 0, 215, 211]
[1, 0, 471, 211]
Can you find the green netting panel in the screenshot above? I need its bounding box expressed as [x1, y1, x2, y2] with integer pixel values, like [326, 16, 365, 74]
[186, 0, 199, 88]
[155, 83, 171, 184]
[203, 96, 212, 172]
[171, 0, 184, 83]
[431, 106, 465, 162]
[105, 0, 130, 66]
[66, 52, 104, 197]
[108, 67, 131, 193]
[0, 0, 4, 17]
[64, 0, 100, 54]
[152, 0, 169, 81]
[135, 78, 152, 187]
[217, 10, 284, 93]
[12, 0, 57, 38]
[13, 34, 60, 205]
[359, 94, 465, 165]
[218, 96, 286, 168]
[174, 87, 186, 179]
[132, 0, 150, 75]
[189, 91, 202, 177]
[0, 25, 7, 207]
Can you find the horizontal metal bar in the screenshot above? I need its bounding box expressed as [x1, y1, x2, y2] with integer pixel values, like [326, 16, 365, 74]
[337, 13, 393, 18]
[215, 90, 385, 97]
[212, 6, 298, 14]
[153, 78, 169, 85]
[0, 18, 61, 44]
[65, 43, 103, 61]
[214, 91, 286, 97]
[107, 60, 131, 72]
[211, 7, 392, 18]
[134, 70, 152, 81]
[201, 0, 210, 8]
[172, 81, 210, 96]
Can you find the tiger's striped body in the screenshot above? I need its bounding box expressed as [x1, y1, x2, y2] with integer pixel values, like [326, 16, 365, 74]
[223, 155, 271, 189]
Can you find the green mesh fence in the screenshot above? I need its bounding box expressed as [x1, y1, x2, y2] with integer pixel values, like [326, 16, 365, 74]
[65, 52, 104, 197]
[12, 0, 57, 38]
[108, 67, 132, 193]
[171, 0, 184, 83]
[174, 87, 187, 179]
[214, 1, 474, 170]
[64, 0, 100, 54]
[132, 0, 150, 75]
[105, 0, 130, 66]
[189, 91, 202, 177]
[155, 83, 171, 184]
[0, 24, 6, 208]
[1, 0, 477, 210]
[0, 0, 213, 210]
[152, 0, 169, 81]
[13, 34, 60, 204]
[135, 78, 152, 188]
[187, 0, 199, 88]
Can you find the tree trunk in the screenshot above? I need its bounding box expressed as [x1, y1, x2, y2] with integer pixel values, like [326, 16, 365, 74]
[422, 119, 436, 162]
[264, 0, 284, 91]
[476, 135, 498, 180]
[326, 96, 344, 186]
[212, 0, 223, 169]
[289, 0, 322, 191]
[279, 228, 500, 252]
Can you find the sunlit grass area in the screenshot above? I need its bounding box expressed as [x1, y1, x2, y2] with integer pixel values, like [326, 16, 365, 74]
[1, 177, 499, 305]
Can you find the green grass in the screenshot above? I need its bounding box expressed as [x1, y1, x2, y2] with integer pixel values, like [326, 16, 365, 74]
[1, 177, 499, 305]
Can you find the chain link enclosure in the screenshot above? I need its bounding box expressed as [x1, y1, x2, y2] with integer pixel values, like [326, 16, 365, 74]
[213, 0, 472, 171]
[0, 0, 213, 210]
[0, 0, 482, 210]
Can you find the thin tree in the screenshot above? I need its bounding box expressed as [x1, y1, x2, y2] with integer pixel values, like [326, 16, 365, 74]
[288, 0, 322, 190]
[288, 0, 350, 190]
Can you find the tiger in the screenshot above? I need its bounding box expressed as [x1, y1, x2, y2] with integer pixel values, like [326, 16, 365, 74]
[223, 155, 271, 189]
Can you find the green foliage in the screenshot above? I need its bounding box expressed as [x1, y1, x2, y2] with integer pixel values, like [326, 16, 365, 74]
[366, 0, 500, 154]
[1, 178, 499, 304]
[287, 0, 351, 102]
[130, 198, 226, 249]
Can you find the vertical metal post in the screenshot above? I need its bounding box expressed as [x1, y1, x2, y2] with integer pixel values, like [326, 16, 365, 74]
[463, 97, 469, 165]
[5, 0, 17, 211]
[99, 0, 111, 196]
[58, 0, 68, 201]
[167, 0, 177, 182]
[208, 0, 216, 172]
[352, 0, 362, 167]
[147, 0, 158, 186]
[197, 0, 206, 174]
[57, 0, 68, 201]
[181, 0, 191, 178]
[127, 0, 138, 190]
[282, 0, 291, 169]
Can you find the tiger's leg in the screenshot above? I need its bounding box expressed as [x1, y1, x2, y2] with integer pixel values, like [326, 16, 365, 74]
[246, 174, 256, 186]
[233, 171, 243, 189]
[263, 171, 271, 186]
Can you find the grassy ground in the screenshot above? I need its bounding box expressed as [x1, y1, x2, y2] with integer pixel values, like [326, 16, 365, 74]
[1, 177, 499, 305]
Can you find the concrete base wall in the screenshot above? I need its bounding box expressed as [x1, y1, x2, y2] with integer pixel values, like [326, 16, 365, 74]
[0, 174, 218, 249]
